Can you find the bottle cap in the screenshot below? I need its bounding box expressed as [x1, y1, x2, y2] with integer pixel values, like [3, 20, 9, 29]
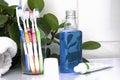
[66, 10, 76, 18]
[44, 58, 59, 80]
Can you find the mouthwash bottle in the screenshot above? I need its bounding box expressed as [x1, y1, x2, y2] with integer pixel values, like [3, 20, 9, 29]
[59, 10, 82, 73]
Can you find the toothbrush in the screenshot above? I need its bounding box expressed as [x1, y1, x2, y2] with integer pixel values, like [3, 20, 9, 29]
[33, 8, 43, 73]
[25, 8, 40, 73]
[30, 11, 40, 73]
[16, 6, 30, 72]
[20, 8, 36, 73]
[25, 8, 32, 42]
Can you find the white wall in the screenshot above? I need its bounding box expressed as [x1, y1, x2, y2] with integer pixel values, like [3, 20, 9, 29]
[78, 0, 120, 41]
[78, 0, 120, 58]
[4, 0, 19, 6]
[4, 0, 27, 8]
[40, 0, 78, 24]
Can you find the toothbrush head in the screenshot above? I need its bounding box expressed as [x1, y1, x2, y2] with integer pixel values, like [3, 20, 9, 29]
[17, 6, 22, 10]
[34, 8, 39, 11]
[33, 8, 40, 18]
[25, 8, 29, 11]
[16, 6, 23, 29]
[24, 8, 30, 19]
[30, 11, 34, 21]
[17, 6, 23, 18]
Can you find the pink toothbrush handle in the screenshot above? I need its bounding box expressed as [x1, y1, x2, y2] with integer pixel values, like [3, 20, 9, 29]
[32, 31, 36, 43]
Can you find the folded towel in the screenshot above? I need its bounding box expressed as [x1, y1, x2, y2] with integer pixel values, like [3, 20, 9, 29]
[0, 37, 17, 76]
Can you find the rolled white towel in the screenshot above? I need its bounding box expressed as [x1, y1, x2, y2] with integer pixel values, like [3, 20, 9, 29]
[0, 37, 17, 76]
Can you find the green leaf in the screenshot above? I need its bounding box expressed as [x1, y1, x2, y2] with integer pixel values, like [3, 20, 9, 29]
[52, 39, 59, 45]
[46, 38, 53, 45]
[59, 22, 65, 28]
[0, 26, 4, 36]
[82, 41, 101, 50]
[28, 0, 44, 12]
[82, 58, 89, 62]
[0, 0, 8, 6]
[0, 6, 2, 12]
[55, 33, 59, 39]
[0, 15, 8, 24]
[37, 18, 51, 36]
[0, 2, 15, 16]
[4, 6, 15, 16]
[43, 13, 59, 31]
[8, 23, 20, 49]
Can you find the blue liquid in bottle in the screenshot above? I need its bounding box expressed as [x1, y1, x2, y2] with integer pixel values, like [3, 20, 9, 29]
[60, 10, 82, 73]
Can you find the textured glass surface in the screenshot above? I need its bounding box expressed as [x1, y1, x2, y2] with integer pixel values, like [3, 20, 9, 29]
[60, 30, 82, 73]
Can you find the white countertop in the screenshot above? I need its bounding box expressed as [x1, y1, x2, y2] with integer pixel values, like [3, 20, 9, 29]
[1, 58, 120, 80]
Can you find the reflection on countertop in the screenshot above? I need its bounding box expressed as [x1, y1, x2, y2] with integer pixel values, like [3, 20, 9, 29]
[1, 58, 120, 80]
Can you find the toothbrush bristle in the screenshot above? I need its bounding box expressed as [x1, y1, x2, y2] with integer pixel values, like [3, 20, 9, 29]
[17, 6, 23, 17]
[18, 6, 22, 10]
[30, 11, 33, 14]
[30, 11, 34, 20]
[33, 8, 40, 18]
[25, 8, 29, 11]
[34, 8, 39, 11]
[25, 8, 29, 19]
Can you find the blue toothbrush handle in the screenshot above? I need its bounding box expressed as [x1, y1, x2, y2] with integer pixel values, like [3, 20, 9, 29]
[25, 54, 30, 72]
[20, 29, 30, 72]
[20, 29, 25, 43]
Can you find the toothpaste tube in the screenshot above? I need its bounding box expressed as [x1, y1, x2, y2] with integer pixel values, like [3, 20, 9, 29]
[74, 62, 112, 74]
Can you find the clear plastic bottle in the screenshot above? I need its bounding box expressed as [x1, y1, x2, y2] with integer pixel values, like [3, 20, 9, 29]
[59, 10, 82, 73]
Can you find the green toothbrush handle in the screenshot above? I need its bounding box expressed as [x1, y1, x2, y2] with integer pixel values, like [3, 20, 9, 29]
[36, 29, 43, 73]
[36, 30, 41, 43]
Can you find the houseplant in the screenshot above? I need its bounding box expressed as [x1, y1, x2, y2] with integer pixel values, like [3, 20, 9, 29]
[0, 0, 101, 65]
[27, 0, 101, 62]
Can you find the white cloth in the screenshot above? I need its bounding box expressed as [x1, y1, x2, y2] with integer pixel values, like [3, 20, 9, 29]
[0, 37, 17, 76]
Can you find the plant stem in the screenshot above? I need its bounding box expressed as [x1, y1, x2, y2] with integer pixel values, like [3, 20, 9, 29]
[47, 30, 58, 45]
[51, 30, 57, 40]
